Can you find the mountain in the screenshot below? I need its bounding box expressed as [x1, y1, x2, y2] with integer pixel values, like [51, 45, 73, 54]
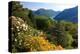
[54, 6, 78, 23]
[33, 9, 60, 18]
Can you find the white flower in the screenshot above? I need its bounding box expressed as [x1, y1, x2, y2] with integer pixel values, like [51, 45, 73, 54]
[17, 21, 20, 25]
[22, 24, 26, 27]
[18, 33, 20, 35]
[19, 42, 21, 45]
[11, 28, 14, 30]
[40, 32, 43, 35]
[25, 25, 28, 30]
[19, 40, 22, 45]
[18, 18, 24, 23]
[38, 32, 40, 34]
[15, 39, 17, 42]
[11, 16, 16, 19]
[28, 35, 31, 36]
[16, 26, 19, 29]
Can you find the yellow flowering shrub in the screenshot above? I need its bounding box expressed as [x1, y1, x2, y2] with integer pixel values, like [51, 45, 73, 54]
[23, 36, 64, 51]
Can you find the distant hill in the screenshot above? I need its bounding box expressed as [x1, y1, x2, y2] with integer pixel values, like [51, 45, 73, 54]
[33, 8, 60, 18]
[54, 6, 78, 23]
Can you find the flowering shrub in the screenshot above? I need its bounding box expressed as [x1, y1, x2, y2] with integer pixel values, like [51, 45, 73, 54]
[10, 16, 63, 52]
[23, 36, 54, 51]
[23, 36, 63, 51]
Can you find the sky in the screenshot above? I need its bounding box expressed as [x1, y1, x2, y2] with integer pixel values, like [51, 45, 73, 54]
[20, 0, 77, 11]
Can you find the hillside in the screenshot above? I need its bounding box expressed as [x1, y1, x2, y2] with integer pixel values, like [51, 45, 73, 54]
[54, 6, 78, 23]
[9, 16, 64, 52]
[33, 8, 60, 18]
[9, 1, 78, 53]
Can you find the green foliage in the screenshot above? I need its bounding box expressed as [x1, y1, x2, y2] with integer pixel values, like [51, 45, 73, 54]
[46, 21, 77, 49]
[35, 16, 49, 30]
[9, 1, 37, 28]
[10, 16, 64, 52]
[57, 32, 73, 48]
[10, 1, 25, 17]
[34, 15, 55, 31]
[9, 1, 78, 52]
[28, 10, 36, 28]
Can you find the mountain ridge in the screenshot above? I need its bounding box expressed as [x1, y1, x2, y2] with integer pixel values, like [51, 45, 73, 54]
[32, 8, 61, 18]
[54, 6, 78, 23]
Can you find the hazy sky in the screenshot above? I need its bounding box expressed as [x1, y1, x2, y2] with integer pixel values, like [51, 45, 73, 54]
[21, 0, 77, 11]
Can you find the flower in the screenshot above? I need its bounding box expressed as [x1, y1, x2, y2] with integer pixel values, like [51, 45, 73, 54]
[22, 24, 26, 27]
[17, 21, 20, 25]
[11, 28, 14, 30]
[18, 33, 20, 35]
[25, 25, 28, 30]
[15, 39, 17, 42]
[16, 26, 19, 29]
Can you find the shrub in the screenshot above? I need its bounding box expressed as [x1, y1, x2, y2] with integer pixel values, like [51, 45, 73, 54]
[10, 16, 64, 52]
[23, 36, 64, 51]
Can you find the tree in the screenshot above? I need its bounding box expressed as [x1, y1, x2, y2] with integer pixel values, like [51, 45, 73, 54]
[46, 21, 74, 48]
[9, 1, 22, 17]
[34, 16, 48, 30]
[28, 10, 36, 28]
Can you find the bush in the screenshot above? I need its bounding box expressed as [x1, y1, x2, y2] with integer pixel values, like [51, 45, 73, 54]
[23, 36, 64, 51]
[10, 16, 64, 52]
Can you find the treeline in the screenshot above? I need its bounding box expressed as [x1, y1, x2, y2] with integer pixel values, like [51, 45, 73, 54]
[9, 1, 78, 52]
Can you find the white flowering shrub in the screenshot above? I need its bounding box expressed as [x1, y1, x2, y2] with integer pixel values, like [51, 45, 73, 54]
[10, 16, 41, 52]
